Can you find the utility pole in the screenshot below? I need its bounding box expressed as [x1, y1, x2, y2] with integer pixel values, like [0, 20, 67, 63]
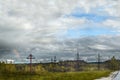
[97, 53, 101, 70]
[51, 58, 53, 63]
[77, 50, 80, 61]
[54, 56, 57, 63]
[53, 56, 57, 72]
[76, 48, 80, 71]
[27, 54, 35, 73]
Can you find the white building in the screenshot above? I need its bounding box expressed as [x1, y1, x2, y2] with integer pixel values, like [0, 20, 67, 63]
[6, 59, 14, 64]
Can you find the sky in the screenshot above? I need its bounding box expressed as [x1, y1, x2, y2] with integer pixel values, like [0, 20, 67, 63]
[0, 0, 120, 63]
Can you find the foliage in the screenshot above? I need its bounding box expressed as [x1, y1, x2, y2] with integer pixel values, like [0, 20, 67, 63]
[106, 56, 120, 70]
[34, 65, 47, 74]
[0, 62, 112, 80]
[0, 71, 111, 80]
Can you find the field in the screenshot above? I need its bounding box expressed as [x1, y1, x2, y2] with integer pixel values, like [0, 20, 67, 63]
[0, 59, 116, 80]
[0, 71, 111, 80]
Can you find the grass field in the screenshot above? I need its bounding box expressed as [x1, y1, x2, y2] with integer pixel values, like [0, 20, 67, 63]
[0, 71, 111, 80]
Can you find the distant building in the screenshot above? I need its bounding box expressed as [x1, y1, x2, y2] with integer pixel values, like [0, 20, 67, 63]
[6, 59, 14, 64]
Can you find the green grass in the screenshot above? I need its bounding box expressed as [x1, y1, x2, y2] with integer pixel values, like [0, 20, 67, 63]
[0, 71, 112, 80]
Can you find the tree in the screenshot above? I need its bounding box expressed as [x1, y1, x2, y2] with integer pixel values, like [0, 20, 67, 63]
[0, 62, 5, 73]
[107, 56, 120, 70]
[5, 64, 16, 73]
[34, 65, 46, 74]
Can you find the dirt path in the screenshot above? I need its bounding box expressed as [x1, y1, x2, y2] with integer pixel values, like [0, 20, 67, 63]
[95, 71, 119, 80]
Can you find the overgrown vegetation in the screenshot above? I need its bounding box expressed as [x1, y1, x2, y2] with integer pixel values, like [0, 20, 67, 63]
[0, 56, 119, 80]
[0, 71, 111, 80]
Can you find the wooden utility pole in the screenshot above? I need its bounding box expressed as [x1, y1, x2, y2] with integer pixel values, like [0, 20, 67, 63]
[77, 50, 80, 61]
[51, 58, 53, 63]
[54, 56, 57, 63]
[76, 48, 80, 71]
[97, 53, 101, 70]
[27, 54, 35, 73]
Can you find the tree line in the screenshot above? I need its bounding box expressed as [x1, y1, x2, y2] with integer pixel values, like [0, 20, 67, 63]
[0, 56, 120, 74]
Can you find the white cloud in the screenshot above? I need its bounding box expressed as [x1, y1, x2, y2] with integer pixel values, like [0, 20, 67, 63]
[102, 19, 120, 29]
[0, 0, 120, 60]
[90, 44, 114, 50]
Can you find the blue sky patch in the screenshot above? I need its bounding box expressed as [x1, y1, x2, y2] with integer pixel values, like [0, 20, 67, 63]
[66, 27, 118, 38]
[70, 13, 114, 22]
[80, 27, 117, 36]
[65, 7, 116, 23]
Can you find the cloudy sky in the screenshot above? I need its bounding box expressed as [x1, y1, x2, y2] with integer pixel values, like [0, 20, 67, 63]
[0, 0, 120, 62]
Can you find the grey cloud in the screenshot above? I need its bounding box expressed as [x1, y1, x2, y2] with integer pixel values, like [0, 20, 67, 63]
[0, 0, 120, 61]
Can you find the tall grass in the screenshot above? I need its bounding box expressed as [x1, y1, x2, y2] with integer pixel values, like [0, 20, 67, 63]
[0, 71, 111, 80]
